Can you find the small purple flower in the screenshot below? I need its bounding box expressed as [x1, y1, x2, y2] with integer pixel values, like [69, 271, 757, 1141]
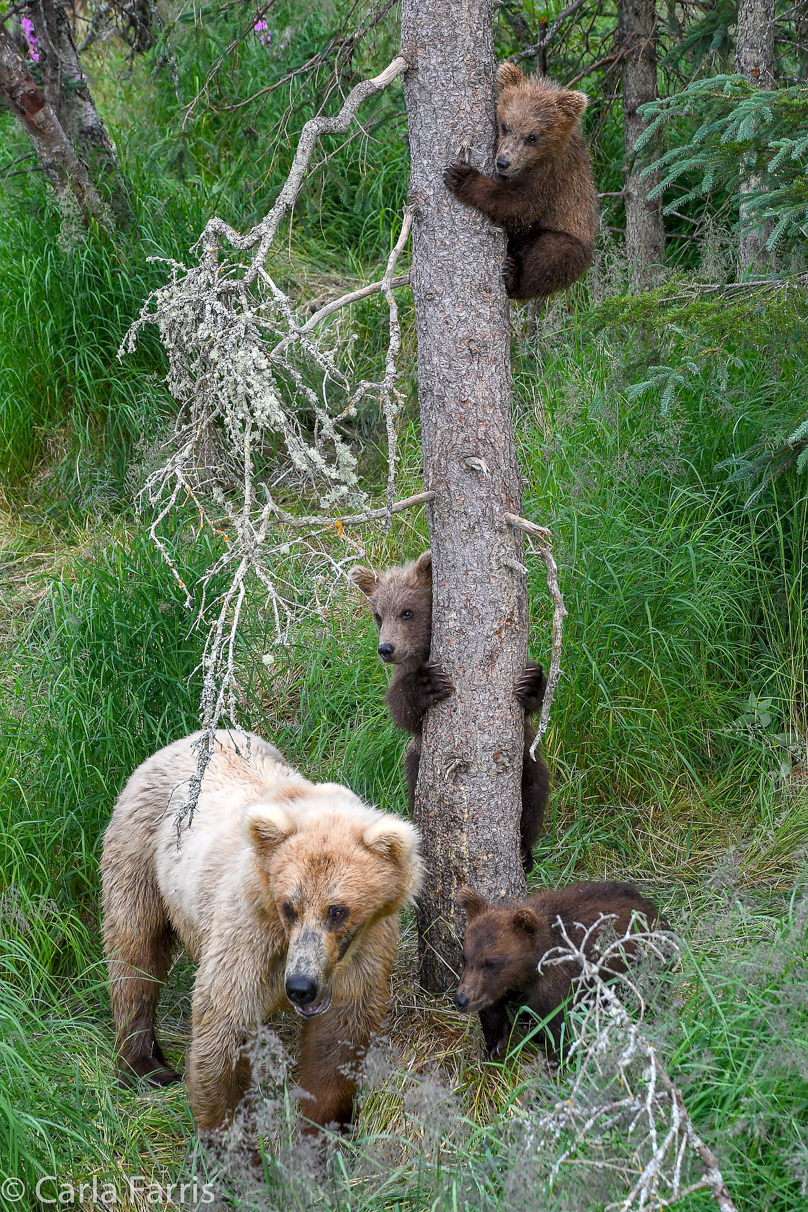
[253, 18, 271, 47]
[21, 15, 39, 62]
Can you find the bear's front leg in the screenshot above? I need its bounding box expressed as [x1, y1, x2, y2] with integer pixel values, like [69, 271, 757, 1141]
[185, 949, 275, 1133]
[479, 1000, 511, 1060]
[386, 661, 453, 734]
[444, 162, 529, 227]
[185, 1019, 252, 1133]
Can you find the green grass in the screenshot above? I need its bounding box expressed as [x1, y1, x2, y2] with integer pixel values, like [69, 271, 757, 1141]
[0, 3, 807, 1208]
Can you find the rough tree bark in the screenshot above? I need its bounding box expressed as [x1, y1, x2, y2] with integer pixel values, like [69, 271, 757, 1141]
[618, 0, 665, 286]
[33, 0, 117, 163]
[401, 0, 529, 993]
[0, 23, 107, 223]
[30, 0, 129, 218]
[735, 0, 775, 276]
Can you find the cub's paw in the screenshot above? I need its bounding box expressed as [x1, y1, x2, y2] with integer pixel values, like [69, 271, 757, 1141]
[418, 661, 454, 706]
[515, 661, 547, 714]
[483, 1036, 508, 1061]
[503, 254, 520, 294]
[444, 160, 476, 195]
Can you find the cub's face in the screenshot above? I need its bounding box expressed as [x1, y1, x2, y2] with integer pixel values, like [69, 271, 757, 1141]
[494, 68, 588, 178]
[350, 552, 432, 665]
[454, 889, 540, 1014]
[247, 800, 422, 1018]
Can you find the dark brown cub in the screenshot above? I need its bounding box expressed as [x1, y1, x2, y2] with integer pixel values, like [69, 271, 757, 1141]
[455, 881, 661, 1059]
[350, 552, 550, 872]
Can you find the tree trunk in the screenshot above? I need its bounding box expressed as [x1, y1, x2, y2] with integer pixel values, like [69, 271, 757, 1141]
[0, 23, 107, 224]
[619, 0, 665, 286]
[30, 0, 130, 218]
[735, 0, 775, 276]
[401, 0, 528, 993]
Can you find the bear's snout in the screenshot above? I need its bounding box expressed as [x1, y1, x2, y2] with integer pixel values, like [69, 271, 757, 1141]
[496, 155, 510, 174]
[378, 642, 396, 661]
[286, 973, 319, 1006]
[454, 989, 471, 1010]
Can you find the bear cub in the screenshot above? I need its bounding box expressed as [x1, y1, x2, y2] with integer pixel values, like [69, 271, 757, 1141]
[455, 881, 661, 1059]
[444, 63, 599, 300]
[350, 551, 550, 873]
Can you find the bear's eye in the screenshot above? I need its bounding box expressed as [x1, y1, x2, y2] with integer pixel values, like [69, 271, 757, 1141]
[373, 612, 382, 625]
[501, 122, 510, 134]
[327, 905, 349, 924]
[483, 959, 498, 971]
[401, 609, 413, 621]
[281, 902, 297, 922]
[526, 133, 538, 144]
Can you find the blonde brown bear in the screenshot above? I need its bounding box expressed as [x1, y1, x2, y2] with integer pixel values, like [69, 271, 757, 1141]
[101, 729, 422, 1133]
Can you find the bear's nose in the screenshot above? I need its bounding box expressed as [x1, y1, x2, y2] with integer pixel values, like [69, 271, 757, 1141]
[378, 643, 396, 661]
[454, 990, 470, 1010]
[496, 156, 510, 173]
[286, 974, 318, 1007]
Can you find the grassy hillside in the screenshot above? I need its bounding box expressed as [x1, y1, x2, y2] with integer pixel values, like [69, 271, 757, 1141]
[0, 3, 807, 1209]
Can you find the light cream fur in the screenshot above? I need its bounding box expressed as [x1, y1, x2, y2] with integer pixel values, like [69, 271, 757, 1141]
[101, 728, 421, 1133]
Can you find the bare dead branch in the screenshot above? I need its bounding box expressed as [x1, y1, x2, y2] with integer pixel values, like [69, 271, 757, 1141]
[503, 512, 567, 754]
[508, 0, 588, 66]
[121, 55, 413, 833]
[534, 918, 737, 1211]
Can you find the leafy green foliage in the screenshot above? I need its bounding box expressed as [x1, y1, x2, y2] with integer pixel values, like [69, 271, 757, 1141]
[0, 1, 806, 1207]
[639, 77, 808, 254]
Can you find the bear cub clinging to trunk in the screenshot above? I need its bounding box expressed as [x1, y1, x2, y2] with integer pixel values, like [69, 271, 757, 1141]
[444, 63, 599, 300]
[350, 551, 550, 873]
[455, 881, 661, 1059]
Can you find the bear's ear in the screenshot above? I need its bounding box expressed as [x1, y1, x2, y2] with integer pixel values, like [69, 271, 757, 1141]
[363, 814, 420, 870]
[350, 565, 378, 597]
[556, 88, 588, 125]
[512, 907, 540, 936]
[497, 61, 524, 91]
[413, 550, 432, 585]
[458, 887, 487, 921]
[246, 804, 297, 858]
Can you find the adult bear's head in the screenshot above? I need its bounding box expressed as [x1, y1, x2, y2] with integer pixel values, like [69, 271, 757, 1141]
[246, 786, 422, 1017]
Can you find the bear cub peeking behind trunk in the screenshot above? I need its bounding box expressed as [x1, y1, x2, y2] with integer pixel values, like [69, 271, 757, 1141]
[350, 551, 550, 873]
[444, 63, 599, 300]
[455, 881, 661, 1059]
[101, 729, 422, 1136]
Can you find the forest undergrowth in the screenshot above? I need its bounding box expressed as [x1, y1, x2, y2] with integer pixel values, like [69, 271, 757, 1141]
[0, 3, 807, 1209]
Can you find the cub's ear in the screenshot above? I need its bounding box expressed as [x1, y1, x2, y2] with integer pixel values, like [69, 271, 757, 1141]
[556, 88, 588, 125]
[413, 550, 432, 585]
[363, 814, 421, 871]
[497, 61, 524, 91]
[458, 887, 488, 921]
[246, 804, 297, 857]
[512, 907, 540, 936]
[350, 565, 378, 597]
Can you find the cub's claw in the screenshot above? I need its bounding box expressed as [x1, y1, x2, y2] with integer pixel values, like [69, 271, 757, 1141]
[515, 662, 547, 714]
[503, 254, 519, 294]
[484, 1036, 508, 1061]
[444, 160, 475, 195]
[419, 661, 454, 706]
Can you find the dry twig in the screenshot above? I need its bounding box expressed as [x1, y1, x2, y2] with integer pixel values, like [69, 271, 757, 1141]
[533, 918, 737, 1211]
[503, 512, 567, 754]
